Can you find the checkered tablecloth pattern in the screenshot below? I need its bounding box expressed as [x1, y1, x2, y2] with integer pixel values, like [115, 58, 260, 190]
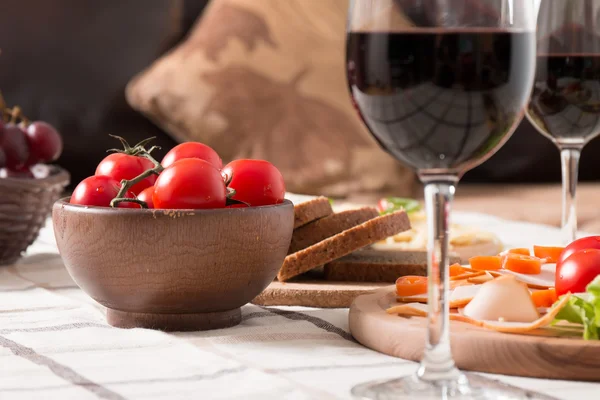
[1, 216, 599, 400]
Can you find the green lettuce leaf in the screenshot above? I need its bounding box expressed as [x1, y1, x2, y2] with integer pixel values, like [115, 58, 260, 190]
[553, 275, 600, 340]
[380, 197, 421, 215]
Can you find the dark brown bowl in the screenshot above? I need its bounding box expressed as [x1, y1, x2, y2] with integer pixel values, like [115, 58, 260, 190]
[52, 198, 293, 331]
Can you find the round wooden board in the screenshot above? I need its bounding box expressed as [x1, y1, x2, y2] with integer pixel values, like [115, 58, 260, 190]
[252, 280, 389, 308]
[349, 286, 600, 382]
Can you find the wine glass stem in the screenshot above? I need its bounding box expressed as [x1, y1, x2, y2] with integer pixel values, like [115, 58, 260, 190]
[559, 147, 581, 244]
[418, 180, 461, 382]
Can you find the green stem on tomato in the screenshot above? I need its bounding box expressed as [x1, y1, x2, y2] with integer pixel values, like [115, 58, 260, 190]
[109, 140, 164, 208]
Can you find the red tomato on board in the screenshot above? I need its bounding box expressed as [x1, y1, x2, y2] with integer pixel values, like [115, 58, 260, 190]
[222, 159, 285, 207]
[152, 158, 226, 210]
[555, 248, 600, 296]
[70, 175, 138, 208]
[95, 153, 156, 195]
[137, 186, 155, 209]
[557, 236, 600, 266]
[161, 142, 222, 170]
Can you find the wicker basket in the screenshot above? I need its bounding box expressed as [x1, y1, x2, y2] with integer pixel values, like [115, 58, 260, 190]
[0, 166, 70, 265]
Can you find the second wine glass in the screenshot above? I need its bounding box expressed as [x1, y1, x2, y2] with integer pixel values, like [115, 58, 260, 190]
[526, 0, 600, 243]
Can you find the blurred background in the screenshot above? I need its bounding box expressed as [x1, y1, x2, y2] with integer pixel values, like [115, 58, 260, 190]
[1, 0, 599, 197]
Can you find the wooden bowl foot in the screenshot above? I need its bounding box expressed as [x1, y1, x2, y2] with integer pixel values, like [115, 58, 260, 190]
[106, 308, 242, 331]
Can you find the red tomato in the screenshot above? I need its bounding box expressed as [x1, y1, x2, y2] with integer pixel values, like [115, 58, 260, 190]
[137, 186, 155, 209]
[161, 142, 222, 170]
[95, 153, 156, 195]
[557, 236, 600, 266]
[70, 175, 138, 208]
[222, 159, 285, 206]
[555, 248, 600, 296]
[377, 198, 390, 214]
[153, 158, 226, 209]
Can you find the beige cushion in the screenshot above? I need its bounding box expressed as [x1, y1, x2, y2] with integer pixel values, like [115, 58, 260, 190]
[126, 0, 414, 197]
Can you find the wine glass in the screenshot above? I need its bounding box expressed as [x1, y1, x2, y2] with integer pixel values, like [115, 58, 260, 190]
[526, 0, 600, 244]
[346, 1, 537, 399]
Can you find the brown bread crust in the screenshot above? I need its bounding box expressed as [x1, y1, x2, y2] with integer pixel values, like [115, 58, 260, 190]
[289, 207, 379, 254]
[323, 249, 461, 283]
[293, 197, 333, 229]
[278, 211, 410, 281]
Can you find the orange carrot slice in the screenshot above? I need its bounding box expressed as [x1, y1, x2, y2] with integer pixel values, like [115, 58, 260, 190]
[531, 288, 558, 308]
[449, 263, 472, 277]
[533, 246, 564, 264]
[469, 256, 502, 271]
[450, 271, 486, 281]
[506, 248, 531, 256]
[503, 254, 542, 275]
[396, 276, 428, 297]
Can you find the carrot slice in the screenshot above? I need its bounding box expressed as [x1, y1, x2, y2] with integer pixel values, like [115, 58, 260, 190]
[533, 246, 564, 263]
[531, 288, 558, 308]
[469, 256, 502, 271]
[506, 248, 530, 256]
[449, 263, 471, 277]
[396, 276, 428, 297]
[450, 271, 486, 281]
[503, 254, 542, 275]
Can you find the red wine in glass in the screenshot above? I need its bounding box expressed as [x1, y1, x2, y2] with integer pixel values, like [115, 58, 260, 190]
[347, 30, 535, 173]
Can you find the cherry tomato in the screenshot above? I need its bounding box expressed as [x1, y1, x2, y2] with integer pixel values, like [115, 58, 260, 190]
[557, 236, 600, 266]
[95, 153, 156, 195]
[222, 159, 285, 206]
[70, 175, 138, 208]
[555, 248, 600, 296]
[137, 186, 155, 209]
[161, 142, 222, 170]
[153, 158, 226, 209]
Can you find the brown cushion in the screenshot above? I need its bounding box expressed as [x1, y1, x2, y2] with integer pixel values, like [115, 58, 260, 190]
[126, 0, 415, 197]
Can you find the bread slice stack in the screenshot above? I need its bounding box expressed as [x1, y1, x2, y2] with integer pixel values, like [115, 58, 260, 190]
[277, 196, 425, 283]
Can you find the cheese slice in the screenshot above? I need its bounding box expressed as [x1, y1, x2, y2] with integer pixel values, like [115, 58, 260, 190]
[462, 275, 540, 323]
[497, 263, 555, 289]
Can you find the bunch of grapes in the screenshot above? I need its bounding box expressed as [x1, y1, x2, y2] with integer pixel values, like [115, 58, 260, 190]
[0, 103, 63, 178]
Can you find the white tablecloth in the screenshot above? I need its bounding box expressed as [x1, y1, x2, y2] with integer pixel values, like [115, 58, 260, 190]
[1, 214, 599, 400]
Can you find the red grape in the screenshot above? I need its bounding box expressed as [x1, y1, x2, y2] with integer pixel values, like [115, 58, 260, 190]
[5, 166, 34, 179]
[25, 121, 63, 164]
[0, 124, 29, 170]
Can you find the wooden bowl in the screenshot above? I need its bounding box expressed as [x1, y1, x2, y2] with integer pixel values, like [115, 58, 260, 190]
[52, 198, 294, 331]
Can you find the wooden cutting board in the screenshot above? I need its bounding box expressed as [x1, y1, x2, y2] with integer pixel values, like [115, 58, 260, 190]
[349, 286, 600, 382]
[252, 280, 389, 308]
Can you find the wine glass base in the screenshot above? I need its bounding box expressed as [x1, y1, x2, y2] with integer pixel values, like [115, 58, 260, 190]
[351, 372, 555, 400]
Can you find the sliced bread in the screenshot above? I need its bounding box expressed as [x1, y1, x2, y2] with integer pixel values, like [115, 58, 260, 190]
[293, 196, 333, 229]
[277, 210, 411, 282]
[323, 249, 461, 283]
[289, 207, 379, 254]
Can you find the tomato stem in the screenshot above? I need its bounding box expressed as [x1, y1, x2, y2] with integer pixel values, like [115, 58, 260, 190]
[109, 136, 165, 208]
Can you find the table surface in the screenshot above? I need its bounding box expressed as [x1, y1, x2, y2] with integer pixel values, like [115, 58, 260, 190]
[2, 203, 600, 399]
